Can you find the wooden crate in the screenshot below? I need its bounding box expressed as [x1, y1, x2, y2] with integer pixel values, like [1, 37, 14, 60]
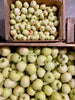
[67, 18, 75, 43]
[4, 0, 65, 42]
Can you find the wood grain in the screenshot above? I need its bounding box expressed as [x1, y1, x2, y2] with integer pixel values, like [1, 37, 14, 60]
[4, 0, 65, 42]
[67, 18, 75, 43]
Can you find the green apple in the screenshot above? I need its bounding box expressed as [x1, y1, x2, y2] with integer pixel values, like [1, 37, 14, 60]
[61, 72, 72, 82]
[34, 47, 41, 55]
[16, 61, 27, 72]
[45, 62, 55, 71]
[20, 76, 30, 88]
[43, 85, 53, 96]
[68, 65, 75, 76]
[2, 88, 12, 98]
[28, 53, 37, 63]
[51, 80, 62, 90]
[19, 93, 30, 100]
[62, 84, 71, 94]
[0, 47, 11, 57]
[30, 73, 37, 81]
[37, 55, 47, 66]
[9, 70, 21, 81]
[0, 58, 9, 68]
[13, 86, 24, 96]
[11, 53, 22, 63]
[42, 47, 51, 56]
[17, 47, 29, 56]
[44, 72, 55, 83]
[32, 79, 43, 90]
[37, 67, 45, 78]
[61, 93, 70, 100]
[70, 89, 75, 100]
[50, 92, 63, 100]
[10, 94, 18, 100]
[35, 91, 46, 100]
[26, 64, 36, 75]
[27, 86, 35, 96]
[46, 55, 53, 62]
[68, 78, 75, 88]
[52, 70, 60, 79]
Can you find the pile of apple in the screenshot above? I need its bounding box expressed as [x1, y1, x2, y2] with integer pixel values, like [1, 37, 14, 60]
[0, 47, 75, 100]
[10, 0, 59, 40]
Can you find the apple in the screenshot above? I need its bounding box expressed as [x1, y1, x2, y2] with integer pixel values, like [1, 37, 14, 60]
[27, 86, 35, 96]
[16, 61, 27, 72]
[32, 79, 43, 90]
[59, 48, 67, 54]
[0, 47, 11, 57]
[61, 72, 72, 82]
[42, 47, 51, 56]
[43, 85, 53, 96]
[30, 73, 37, 81]
[19, 93, 30, 100]
[57, 64, 68, 73]
[35, 91, 46, 100]
[68, 65, 75, 76]
[2, 88, 12, 98]
[13, 86, 24, 96]
[10, 95, 18, 100]
[61, 93, 70, 100]
[45, 62, 55, 71]
[68, 78, 75, 88]
[34, 47, 41, 55]
[52, 70, 60, 79]
[44, 72, 55, 83]
[62, 84, 71, 94]
[20, 76, 30, 88]
[26, 64, 36, 75]
[70, 89, 75, 100]
[37, 67, 45, 78]
[37, 55, 47, 66]
[28, 53, 37, 63]
[68, 51, 75, 61]
[17, 47, 29, 56]
[0, 58, 9, 68]
[51, 80, 62, 90]
[50, 92, 63, 100]
[11, 53, 22, 63]
[9, 70, 21, 81]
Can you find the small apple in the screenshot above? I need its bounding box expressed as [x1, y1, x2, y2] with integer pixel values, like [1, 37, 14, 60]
[20, 76, 30, 88]
[26, 64, 36, 75]
[2, 88, 12, 98]
[32, 79, 43, 90]
[42, 47, 51, 56]
[44, 72, 55, 83]
[37, 67, 45, 78]
[10, 94, 18, 100]
[19, 93, 30, 100]
[52, 70, 60, 79]
[68, 78, 75, 88]
[45, 62, 55, 71]
[0, 47, 11, 57]
[30, 73, 37, 81]
[11, 53, 22, 63]
[16, 61, 27, 72]
[50, 92, 63, 100]
[43, 85, 53, 96]
[9, 70, 21, 81]
[0, 58, 9, 68]
[17, 47, 29, 56]
[13, 86, 24, 96]
[68, 65, 75, 76]
[28, 53, 37, 63]
[70, 89, 75, 100]
[37, 55, 47, 66]
[62, 84, 71, 94]
[35, 91, 46, 100]
[27, 86, 35, 96]
[34, 47, 41, 55]
[61, 93, 70, 100]
[61, 72, 72, 82]
[51, 80, 62, 90]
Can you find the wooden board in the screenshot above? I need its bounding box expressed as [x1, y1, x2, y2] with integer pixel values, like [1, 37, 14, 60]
[67, 18, 75, 43]
[4, 0, 65, 42]
[0, 42, 75, 47]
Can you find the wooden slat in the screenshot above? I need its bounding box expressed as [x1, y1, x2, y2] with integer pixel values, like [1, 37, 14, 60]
[0, 42, 75, 47]
[67, 18, 75, 43]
